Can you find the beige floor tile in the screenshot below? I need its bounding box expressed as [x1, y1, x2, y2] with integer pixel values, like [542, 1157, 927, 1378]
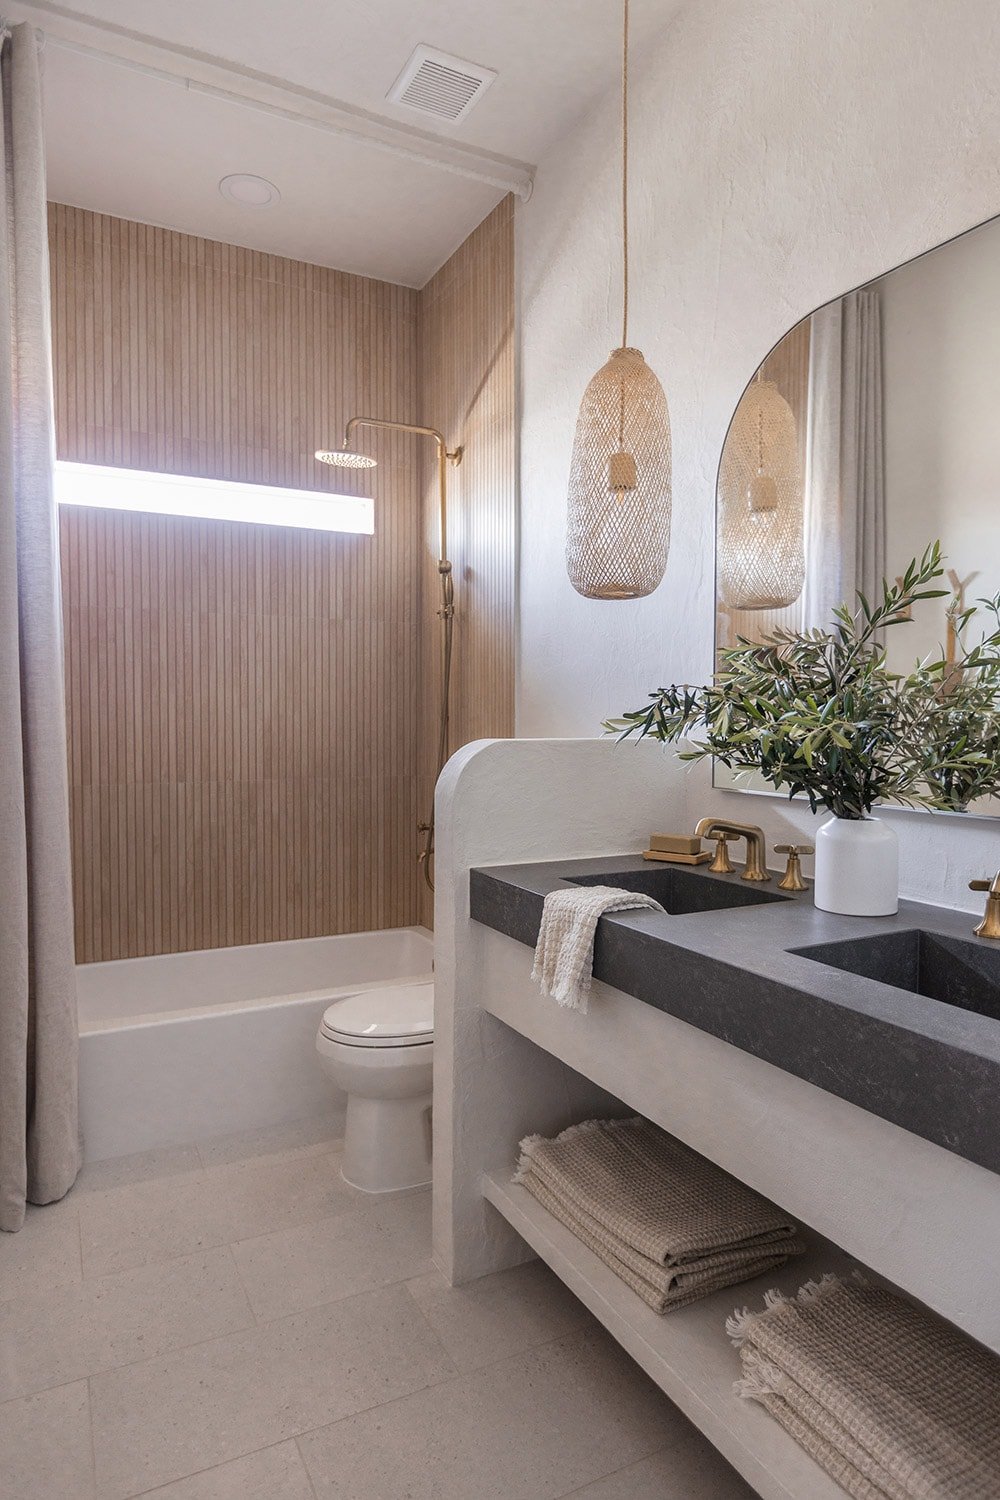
[75, 1143, 203, 1194]
[215, 1149, 360, 1244]
[79, 1148, 359, 1277]
[561, 1431, 758, 1498]
[90, 1282, 455, 1498]
[196, 1114, 343, 1169]
[1, 1380, 95, 1499]
[132, 1440, 316, 1499]
[232, 1189, 432, 1321]
[0, 1197, 81, 1304]
[297, 1327, 685, 1500]
[78, 1170, 229, 1279]
[405, 1259, 589, 1372]
[0, 1246, 253, 1401]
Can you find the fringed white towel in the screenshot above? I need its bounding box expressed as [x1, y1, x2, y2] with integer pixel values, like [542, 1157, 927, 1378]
[728, 1274, 1000, 1500]
[531, 886, 664, 1012]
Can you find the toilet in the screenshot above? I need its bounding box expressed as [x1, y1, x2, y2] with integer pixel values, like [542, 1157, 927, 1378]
[315, 982, 434, 1193]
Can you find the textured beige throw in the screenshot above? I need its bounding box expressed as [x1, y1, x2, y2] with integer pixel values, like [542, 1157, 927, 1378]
[515, 1117, 804, 1314]
[728, 1275, 1000, 1500]
[531, 885, 664, 1012]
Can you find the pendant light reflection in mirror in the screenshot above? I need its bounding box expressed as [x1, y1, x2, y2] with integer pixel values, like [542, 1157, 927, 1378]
[565, 0, 672, 600]
[718, 371, 805, 612]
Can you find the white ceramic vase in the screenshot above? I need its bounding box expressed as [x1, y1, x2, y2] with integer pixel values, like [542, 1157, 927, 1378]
[813, 815, 899, 916]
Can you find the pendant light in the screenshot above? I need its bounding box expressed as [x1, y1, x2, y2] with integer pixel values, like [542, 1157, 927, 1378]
[565, 0, 671, 600]
[718, 373, 804, 611]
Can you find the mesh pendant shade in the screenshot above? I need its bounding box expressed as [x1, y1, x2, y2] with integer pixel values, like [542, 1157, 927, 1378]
[566, 347, 672, 599]
[718, 377, 804, 610]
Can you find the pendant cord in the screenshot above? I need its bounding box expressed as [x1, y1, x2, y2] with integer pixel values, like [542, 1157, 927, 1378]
[621, 0, 629, 350]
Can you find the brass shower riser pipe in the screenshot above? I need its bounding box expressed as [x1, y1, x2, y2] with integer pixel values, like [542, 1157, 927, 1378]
[339, 416, 462, 894]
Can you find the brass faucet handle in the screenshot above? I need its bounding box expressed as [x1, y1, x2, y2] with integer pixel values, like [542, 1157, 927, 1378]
[970, 876, 1000, 938]
[774, 843, 813, 892]
[707, 831, 735, 875]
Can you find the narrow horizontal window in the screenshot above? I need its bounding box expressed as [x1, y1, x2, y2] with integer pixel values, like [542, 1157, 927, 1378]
[54, 461, 375, 535]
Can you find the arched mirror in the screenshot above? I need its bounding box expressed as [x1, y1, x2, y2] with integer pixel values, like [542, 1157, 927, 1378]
[714, 214, 1000, 816]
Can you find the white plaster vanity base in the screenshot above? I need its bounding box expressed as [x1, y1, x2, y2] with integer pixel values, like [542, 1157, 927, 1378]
[434, 739, 1000, 1500]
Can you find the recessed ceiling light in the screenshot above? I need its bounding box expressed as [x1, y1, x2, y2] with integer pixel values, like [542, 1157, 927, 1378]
[218, 173, 280, 207]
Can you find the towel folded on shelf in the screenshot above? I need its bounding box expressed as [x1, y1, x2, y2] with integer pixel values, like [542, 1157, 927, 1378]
[728, 1274, 1000, 1500]
[531, 885, 665, 1012]
[514, 1116, 805, 1314]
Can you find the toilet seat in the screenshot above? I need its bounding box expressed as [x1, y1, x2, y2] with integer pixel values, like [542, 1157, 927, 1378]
[319, 982, 434, 1049]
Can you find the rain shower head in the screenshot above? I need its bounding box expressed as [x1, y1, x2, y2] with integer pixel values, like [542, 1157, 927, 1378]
[315, 447, 377, 469]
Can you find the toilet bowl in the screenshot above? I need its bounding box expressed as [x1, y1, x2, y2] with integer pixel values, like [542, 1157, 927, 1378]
[315, 982, 433, 1193]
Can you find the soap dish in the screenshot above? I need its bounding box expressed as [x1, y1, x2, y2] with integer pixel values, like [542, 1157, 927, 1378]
[642, 849, 712, 866]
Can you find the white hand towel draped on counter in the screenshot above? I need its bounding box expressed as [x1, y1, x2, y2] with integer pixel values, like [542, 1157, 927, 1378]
[531, 885, 664, 1012]
[728, 1273, 1000, 1500]
[515, 1116, 805, 1313]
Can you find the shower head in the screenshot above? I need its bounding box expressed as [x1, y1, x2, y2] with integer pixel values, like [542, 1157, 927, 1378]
[315, 447, 378, 470]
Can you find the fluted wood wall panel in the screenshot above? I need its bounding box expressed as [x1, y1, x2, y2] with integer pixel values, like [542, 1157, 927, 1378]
[50, 204, 424, 961]
[417, 197, 516, 919]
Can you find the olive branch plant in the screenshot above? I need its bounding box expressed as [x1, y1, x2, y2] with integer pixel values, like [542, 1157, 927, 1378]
[605, 542, 1000, 820]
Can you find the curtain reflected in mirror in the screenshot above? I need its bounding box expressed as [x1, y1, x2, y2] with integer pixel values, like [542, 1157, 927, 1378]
[714, 213, 1000, 815]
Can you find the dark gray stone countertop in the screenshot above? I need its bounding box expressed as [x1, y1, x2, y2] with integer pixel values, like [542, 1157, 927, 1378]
[469, 855, 1000, 1177]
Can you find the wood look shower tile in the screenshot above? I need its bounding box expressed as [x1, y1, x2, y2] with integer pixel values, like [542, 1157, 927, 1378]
[89, 1282, 456, 1498]
[0, 1246, 252, 1401]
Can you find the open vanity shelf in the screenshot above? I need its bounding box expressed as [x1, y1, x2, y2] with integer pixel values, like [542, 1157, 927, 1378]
[483, 1168, 854, 1500]
[440, 753, 1000, 1500]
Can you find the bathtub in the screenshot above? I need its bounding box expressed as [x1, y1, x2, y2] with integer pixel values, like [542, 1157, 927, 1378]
[77, 926, 433, 1162]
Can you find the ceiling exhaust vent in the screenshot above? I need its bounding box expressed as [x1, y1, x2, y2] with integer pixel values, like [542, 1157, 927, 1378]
[386, 46, 497, 124]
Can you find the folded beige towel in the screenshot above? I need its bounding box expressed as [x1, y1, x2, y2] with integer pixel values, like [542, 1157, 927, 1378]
[728, 1274, 1000, 1500]
[515, 1117, 804, 1314]
[531, 885, 664, 1012]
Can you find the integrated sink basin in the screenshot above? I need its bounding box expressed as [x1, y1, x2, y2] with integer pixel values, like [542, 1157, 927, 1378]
[791, 929, 1000, 1022]
[470, 852, 1000, 1175]
[565, 866, 790, 916]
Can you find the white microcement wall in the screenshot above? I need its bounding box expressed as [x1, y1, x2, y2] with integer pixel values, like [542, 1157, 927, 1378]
[515, 0, 1000, 909]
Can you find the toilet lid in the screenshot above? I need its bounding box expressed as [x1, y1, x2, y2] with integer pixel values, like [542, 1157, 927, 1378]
[320, 982, 434, 1047]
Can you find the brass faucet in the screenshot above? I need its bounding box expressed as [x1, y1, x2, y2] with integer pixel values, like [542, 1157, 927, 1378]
[707, 831, 735, 874]
[775, 843, 814, 892]
[969, 874, 1000, 938]
[693, 817, 771, 882]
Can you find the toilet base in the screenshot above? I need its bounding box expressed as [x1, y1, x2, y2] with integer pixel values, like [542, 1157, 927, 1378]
[342, 1091, 433, 1194]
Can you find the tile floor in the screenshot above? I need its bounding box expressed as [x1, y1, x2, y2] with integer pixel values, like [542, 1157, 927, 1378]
[1, 1118, 756, 1499]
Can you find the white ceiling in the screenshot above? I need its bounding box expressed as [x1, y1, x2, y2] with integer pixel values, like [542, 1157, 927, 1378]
[9, 0, 683, 287]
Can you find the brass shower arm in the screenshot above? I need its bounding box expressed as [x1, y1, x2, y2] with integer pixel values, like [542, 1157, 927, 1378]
[342, 415, 462, 565]
[343, 414, 461, 458]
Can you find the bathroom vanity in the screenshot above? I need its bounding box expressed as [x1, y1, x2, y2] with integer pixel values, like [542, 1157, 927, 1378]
[433, 737, 1000, 1500]
[470, 855, 1000, 1176]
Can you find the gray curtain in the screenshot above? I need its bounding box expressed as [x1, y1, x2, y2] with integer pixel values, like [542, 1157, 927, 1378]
[0, 24, 80, 1233]
[802, 289, 886, 627]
